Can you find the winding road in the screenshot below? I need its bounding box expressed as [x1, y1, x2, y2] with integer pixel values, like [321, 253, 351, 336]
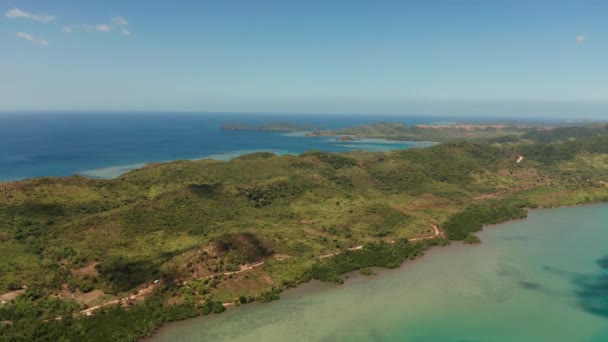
[319, 223, 442, 259]
[77, 223, 443, 316]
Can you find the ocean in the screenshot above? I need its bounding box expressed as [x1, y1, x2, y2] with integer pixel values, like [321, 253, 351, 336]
[153, 204, 608, 342]
[3, 112, 607, 341]
[0, 112, 451, 181]
[0, 112, 565, 182]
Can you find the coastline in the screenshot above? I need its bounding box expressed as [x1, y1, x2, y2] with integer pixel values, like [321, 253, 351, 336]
[150, 200, 608, 340]
[3, 126, 608, 341]
[73, 138, 434, 181]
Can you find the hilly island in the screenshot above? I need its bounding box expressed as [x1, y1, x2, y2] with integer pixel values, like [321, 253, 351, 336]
[1, 124, 608, 341]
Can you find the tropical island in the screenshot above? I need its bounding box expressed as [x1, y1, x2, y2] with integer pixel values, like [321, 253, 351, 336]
[305, 121, 608, 143]
[1, 123, 608, 340]
[336, 135, 359, 142]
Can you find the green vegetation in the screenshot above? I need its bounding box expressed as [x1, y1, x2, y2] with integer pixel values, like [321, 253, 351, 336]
[311, 240, 439, 283]
[520, 124, 608, 144]
[359, 267, 373, 276]
[214, 232, 272, 264]
[442, 201, 528, 240]
[518, 136, 608, 165]
[1, 127, 608, 341]
[0, 288, 200, 341]
[306, 122, 532, 142]
[307, 121, 608, 144]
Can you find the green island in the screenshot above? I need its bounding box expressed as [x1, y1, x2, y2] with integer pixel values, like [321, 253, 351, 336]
[1, 123, 608, 341]
[305, 121, 608, 143]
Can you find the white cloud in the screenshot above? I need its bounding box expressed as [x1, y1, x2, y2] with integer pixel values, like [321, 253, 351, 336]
[16, 32, 49, 46]
[5, 7, 55, 23]
[95, 24, 112, 32]
[61, 25, 77, 33]
[62, 16, 133, 36]
[112, 16, 128, 26]
[112, 17, 132, 36]
[576, 35, 587, 44]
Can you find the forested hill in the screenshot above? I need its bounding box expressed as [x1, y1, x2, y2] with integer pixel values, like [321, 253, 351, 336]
[520, 124, 608, 143]
[1, 134, 608, 340]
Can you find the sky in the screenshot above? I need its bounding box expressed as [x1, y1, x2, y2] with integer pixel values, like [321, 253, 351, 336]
[1, 0, 607, 117]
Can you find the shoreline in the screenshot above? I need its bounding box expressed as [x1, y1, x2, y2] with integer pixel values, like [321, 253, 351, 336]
[150, 200, 608, 340]
[3, 124, 608, 341]
[0, 137, 435, 183]
[150, 245, 457, 340]
[82, 137, 435, 180]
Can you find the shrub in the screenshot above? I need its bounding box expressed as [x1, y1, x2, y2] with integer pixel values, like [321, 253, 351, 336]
[442, 201, 527, 241]
[214, 232, 271, 264]
[359, 268, 373, 276]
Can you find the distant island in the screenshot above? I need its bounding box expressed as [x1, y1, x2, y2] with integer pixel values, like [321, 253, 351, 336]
[336, 135, 359, 142]
[221, 122, 319, 132]
[305, 121, 608, 143]
[305, 122, 533, 142]
[1, 122, 608, 341]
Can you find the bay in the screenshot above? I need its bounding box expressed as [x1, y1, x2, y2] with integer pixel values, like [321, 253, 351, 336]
[0, 112, 441, 181]
[153, 204, 608, 342]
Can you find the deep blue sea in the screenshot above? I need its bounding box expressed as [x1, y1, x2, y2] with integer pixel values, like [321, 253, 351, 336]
[0, 112, 560, 181]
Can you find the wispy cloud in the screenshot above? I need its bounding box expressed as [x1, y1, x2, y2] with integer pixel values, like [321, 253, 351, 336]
[62, 25, 82, 33]
[96, 24, 112, 32]
[16, 32, 49, 46]
[112, 16, 128, 26]
[112, 16, 132, 36]
[5, 7, 55, 23]
[62, 16, 132, 36]
[576, 35, 587, 44]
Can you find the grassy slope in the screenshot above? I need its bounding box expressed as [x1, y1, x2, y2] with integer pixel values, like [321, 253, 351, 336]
[1, 135, 608, 340]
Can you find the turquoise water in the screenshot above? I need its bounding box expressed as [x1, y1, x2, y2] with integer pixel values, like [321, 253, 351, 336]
[0, 112, 565, 181]
[0, 113, 442, 181]
[153, 204, 608, 342]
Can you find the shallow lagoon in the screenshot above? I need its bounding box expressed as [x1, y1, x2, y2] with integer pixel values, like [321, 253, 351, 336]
[154, 204, 608, 342]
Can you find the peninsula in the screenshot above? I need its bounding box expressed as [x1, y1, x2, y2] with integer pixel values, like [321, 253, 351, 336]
[1, 125, 608, 341]
[305, 121, 608, 143]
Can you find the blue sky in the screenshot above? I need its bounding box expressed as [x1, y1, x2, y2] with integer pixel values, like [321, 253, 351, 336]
[2, 0, 607, 117]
